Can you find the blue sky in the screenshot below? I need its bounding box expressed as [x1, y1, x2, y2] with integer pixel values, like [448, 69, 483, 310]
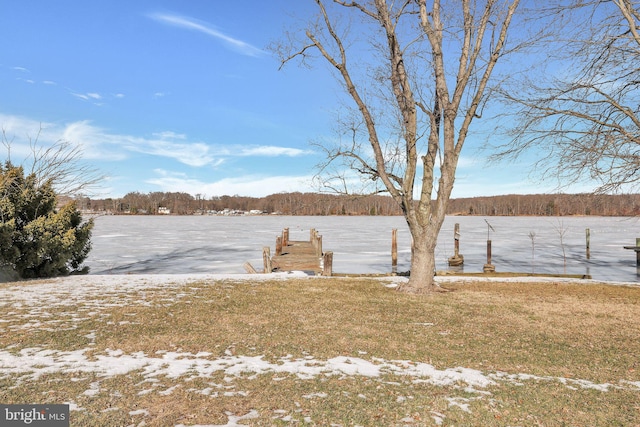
[0, 1, 585, 199]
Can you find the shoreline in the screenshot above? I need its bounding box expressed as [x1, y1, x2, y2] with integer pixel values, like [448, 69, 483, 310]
[2, 271, 639, 290]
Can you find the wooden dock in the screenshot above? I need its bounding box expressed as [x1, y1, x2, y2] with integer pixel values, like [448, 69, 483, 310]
[262, 228, 333, 275]
[623, 237, 640, 266]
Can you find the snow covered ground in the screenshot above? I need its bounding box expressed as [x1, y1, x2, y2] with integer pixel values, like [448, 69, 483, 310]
[86, 215, 640, 282]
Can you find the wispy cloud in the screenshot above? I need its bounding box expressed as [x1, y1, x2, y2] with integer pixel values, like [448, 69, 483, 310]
[153, 130, 186, 140]
[71, 92, 104, 106]
[58, 120, 216, 166]
[71, 92, 127, 105]
[72, 92, 102, 101]
[131, 137, 215, 167]
[0, 114, 313, 169]
[239, 146, 313, 157]
[147, 170, 314, 197]
[59, 121, 128, 161]
[149, 12, 265, 57]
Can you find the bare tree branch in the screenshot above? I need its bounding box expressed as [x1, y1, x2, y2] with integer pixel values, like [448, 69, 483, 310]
[2, 126, 104, 197]
[493, 0, 640, 193]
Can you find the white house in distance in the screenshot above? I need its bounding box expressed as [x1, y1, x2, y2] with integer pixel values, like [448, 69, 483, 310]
[158, 207, 171, 215]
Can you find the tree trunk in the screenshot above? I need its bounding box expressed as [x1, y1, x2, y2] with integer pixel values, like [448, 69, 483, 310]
[397, 220, 446, 293]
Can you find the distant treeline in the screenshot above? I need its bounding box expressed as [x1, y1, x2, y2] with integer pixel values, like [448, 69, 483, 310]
[75, 191, 640, 217]
[447, 193, 640, 216]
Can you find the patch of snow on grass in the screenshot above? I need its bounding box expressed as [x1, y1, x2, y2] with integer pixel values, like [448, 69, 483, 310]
[446, 396, 472, 413]
[431, 411, 446, 425]
[1, 347, 634, 394]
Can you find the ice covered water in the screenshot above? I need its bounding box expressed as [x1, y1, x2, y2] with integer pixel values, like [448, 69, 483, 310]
[85, 215, 640, 282]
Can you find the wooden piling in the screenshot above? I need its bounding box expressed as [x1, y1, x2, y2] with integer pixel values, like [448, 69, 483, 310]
[315, 234, 323, 257]
[263, 246, 272, 273]
[448, 223, 464, 267]
[243, 262, 258, 274]
[275, 236, 282, 256]
[323, 251, 333, 276]
[391, 229, 398, 273]
[586, 228, 591, 260]
[483, 239, 496, 273]
[283, 228, 289, 247]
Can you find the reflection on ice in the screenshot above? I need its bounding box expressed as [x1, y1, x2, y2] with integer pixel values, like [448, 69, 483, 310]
[85, 215, 640, 282]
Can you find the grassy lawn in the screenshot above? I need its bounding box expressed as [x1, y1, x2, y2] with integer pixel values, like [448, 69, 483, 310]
[0, 276, 639, 426]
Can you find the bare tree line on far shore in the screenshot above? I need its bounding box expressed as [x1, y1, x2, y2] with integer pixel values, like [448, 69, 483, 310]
[72, 191, 640, 217]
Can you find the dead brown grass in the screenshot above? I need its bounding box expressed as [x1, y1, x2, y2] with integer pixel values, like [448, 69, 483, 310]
[1, 277, 639, 426]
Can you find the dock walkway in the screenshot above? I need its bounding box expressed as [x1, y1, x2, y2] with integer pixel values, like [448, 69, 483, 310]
[265, 228, 333, 275]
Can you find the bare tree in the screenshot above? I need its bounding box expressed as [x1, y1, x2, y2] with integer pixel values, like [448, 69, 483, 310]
[2, 126, 103, 197]
[494, 0, 640, 194]
[276, 0, 521, 292]
[552, 219, 569, 273]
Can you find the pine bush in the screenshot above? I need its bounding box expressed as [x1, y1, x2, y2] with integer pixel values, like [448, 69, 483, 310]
[0, 161, 93, 279]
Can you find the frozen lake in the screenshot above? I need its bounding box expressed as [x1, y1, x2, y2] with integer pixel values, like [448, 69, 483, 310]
[85, 215, 640, 282]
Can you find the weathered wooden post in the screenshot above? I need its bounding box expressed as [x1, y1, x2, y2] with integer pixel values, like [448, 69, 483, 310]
[483, 240, 496, 273]
[448, 223, 464, 267]
[483, 220, 495, 273]
[316, 234, 323, 257]
[586, 228, 591, 260]
[323, 251, 333, 276]
[243, 262, 257, 274]
[391, 229, 398, 274]
[263, 246, 271, 273]
[637, 238, 640, 276]
[275, 235, 282, 256]
[283, 228, 289, 247]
